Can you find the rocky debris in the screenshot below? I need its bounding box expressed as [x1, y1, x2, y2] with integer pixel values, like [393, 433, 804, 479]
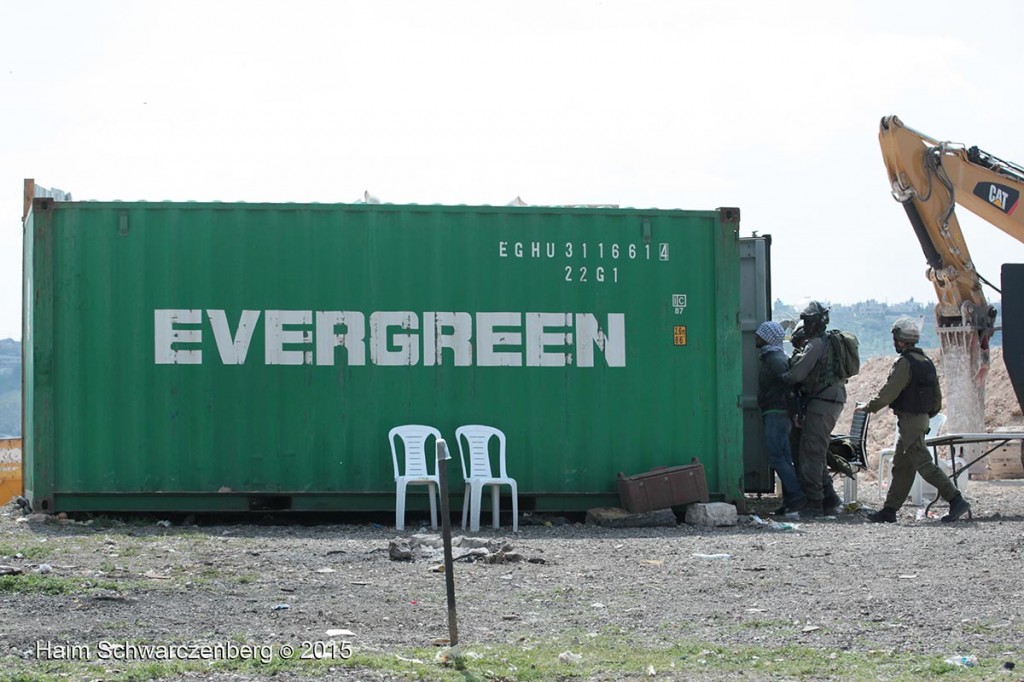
[684, 502, 738, 527]
[388, 534, 528, 564]
[585, 506, 677, 528]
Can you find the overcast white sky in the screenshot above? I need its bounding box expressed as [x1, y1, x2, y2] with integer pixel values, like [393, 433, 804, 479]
[3, 0, 1023, 341]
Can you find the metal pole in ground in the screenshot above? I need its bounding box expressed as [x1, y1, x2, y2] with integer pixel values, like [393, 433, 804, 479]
[436, 439, 458, 646]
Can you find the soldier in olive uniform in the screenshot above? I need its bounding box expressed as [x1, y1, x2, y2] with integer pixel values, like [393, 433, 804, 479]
[856, 317, 970, 523]
[781, 301, 845, 517]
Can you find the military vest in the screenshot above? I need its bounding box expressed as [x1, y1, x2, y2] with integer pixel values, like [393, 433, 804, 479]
[891, 347, 939, 414]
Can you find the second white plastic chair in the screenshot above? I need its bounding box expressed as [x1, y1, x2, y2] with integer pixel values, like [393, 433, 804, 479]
[388, 425, 442, 531]
[456, 424, 518, 533]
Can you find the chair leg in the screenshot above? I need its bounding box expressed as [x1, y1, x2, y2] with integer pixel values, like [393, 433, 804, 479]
[843, 476, 857, 505]
[878, 452, 894, 491]
[428, 482, 438, 530]
[470, 483, 484, 533]
[510, 481, 518, 533]
[491, 485, 500, 529]
[910, 474, 925, 506]
[461, 484, 470, 530]
[395, 481, 407, 531]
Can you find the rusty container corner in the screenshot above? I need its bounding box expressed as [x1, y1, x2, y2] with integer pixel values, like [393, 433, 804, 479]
[22, 199, 748, 514]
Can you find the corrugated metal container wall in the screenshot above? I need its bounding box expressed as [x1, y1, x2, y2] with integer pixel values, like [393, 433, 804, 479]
[23, 200, 744, 513]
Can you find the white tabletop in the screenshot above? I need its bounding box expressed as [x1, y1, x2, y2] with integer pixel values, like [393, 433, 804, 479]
[925, 432, 1024, 447]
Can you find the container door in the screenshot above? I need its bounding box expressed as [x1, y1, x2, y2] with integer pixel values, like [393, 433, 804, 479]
[740, 236, 772, 492]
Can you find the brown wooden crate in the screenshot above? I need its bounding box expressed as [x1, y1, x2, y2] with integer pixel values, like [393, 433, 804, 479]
[617, 459, 709, 513]
[972, 443, 1024, 480]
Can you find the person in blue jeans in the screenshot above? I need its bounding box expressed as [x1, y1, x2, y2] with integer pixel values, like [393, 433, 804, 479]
[756, 320, 806, 516]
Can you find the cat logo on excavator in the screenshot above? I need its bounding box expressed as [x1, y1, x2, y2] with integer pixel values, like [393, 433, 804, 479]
[973, 181, 1020, 215]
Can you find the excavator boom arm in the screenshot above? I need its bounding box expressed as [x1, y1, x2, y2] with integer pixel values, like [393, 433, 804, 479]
[878, 115, 1016, 334]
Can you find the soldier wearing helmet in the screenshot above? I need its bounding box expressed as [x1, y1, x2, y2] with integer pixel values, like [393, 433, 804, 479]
[856, 317, 970, 524]
[780, 300, 845, 517]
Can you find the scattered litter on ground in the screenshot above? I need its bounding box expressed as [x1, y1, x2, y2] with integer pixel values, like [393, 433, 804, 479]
[693, 553, 732, 560]
[944, 655, 977, 667]
[326, 629, 355, 637]
[271, 603, 290, 611]
[558, 651, 583, 665]
[746, 514, 800, 531]
[435, 644, 461, 664]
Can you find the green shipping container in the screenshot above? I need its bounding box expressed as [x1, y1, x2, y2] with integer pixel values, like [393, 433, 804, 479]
[23, 199, 747, 514]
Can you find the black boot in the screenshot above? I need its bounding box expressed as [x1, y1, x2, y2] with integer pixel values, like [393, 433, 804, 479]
[822, 494, 843, 514]
[941, 494, 971, 523]
[867, 507, 897, 523]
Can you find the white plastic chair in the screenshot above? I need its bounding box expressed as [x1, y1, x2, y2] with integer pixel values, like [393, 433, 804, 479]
[388, 425, 441, 531]
[877, 413, 947, 498]
[911, 455, 969, 505]
[455, 425, 518, 533]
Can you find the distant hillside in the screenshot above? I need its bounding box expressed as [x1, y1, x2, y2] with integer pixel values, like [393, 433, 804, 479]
[773, 299, 1003, 359]
[0, 338, 20, 438]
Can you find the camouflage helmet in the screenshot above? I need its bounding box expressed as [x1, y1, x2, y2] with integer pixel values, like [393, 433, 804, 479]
[891, 316, 922, 343]
[798, 299, 831, 325]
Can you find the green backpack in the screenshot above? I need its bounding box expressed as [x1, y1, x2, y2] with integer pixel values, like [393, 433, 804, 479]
[823, 329, 860, 385]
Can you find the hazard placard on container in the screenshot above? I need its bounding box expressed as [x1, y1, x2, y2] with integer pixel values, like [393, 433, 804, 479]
[673, 326, 687, 346]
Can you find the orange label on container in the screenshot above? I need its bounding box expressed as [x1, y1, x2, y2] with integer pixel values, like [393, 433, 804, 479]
[673, 326, 687, 346]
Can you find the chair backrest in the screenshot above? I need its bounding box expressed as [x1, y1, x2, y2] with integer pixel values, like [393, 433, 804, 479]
[848, 409, 870, 466]
[388, 425, 442, 479]
[455, 425, 507, 480]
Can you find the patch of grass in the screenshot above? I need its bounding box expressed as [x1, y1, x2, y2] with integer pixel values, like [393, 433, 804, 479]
[0, 573, 77, 595]
[0, 573, 124, 596]
[959, 619, 1005, 635]
[0, 543, 54, 560]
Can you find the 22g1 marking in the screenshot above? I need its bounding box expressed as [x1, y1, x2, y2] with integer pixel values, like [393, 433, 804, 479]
[565, 266, 619, 283]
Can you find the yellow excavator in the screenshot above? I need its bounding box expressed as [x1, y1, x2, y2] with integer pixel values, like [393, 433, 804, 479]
[878, 115, 1024, 433]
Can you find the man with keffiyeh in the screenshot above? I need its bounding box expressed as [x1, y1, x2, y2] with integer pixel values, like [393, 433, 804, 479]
[756, 320, 805, 517]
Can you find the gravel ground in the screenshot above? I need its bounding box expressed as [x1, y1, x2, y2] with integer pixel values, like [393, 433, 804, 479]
[1, 478, 1023, 681]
